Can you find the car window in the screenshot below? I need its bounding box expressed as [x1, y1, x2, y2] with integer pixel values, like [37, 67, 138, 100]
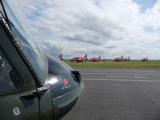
[1, 0, 48, 83]
[0, 48, 22, 94]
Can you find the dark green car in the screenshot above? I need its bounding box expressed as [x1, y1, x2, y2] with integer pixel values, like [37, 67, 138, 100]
[0, 0, 84, 119]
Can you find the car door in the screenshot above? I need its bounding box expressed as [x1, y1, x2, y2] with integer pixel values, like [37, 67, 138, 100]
[0, 47, 39, 120]
[0, 18, 40, 120]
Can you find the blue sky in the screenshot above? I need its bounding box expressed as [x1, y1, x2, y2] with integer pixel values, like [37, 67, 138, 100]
[6, 0, 160, 59]
[135, 0, 157, 12]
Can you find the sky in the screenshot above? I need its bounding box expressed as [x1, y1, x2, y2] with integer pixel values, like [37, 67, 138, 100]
[6, 0, 160, 59]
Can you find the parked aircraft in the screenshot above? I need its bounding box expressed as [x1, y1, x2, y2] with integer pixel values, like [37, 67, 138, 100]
[113, 56, 130, 62]
[0, 1, 83, 120]
[89, 56, 101, 62]
[124, 57, 130, 61]
[142, 57, 148, 61]
[58, 54, 63, 60]
[113, 56, 124, 62]
[70, 54, 87, 62]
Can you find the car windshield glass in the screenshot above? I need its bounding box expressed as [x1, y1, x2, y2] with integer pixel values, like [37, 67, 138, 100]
[1, 0, 48, 83]
[48, 56, 72, 75]
[0, 2, 5, 17]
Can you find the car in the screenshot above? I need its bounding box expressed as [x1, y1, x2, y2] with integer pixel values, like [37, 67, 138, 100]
[0, 0, 84, 120]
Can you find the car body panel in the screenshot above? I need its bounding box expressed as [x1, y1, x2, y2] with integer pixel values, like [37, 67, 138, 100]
[0, 1, 84, 120]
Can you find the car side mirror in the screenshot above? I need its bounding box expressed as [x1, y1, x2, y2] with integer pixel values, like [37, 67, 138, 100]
[72, 71, 81, 83]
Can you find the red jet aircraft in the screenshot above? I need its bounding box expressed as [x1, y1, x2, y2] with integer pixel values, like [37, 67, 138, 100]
[89, 56, 101, 62]
[113, 56, 130, 62]
[58, 54, 63, 60]
[70, 54, 87, 62]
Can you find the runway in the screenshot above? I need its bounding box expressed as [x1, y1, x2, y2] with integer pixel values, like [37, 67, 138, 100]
[62, 68, 160, 120]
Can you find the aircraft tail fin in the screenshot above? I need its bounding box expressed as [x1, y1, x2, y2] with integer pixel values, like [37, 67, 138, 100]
[58, 54, 63, 60]
[84, 54, 87, 60]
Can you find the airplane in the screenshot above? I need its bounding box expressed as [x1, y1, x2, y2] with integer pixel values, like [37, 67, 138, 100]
[113, 56, 124, 62]
[123, 57, 130, 61]
[0, 1, 83, 120]
[113, 56, 130, 62]
[89, 56, 101, 62]
[142, 57, 148, 61]
[58, 54, 63, 60]
[70, 54, 87, 62]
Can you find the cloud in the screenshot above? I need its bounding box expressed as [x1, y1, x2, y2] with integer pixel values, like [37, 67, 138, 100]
[5, 0, 160, 59]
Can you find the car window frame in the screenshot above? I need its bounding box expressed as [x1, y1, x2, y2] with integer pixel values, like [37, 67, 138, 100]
[0, 15, 42, 97]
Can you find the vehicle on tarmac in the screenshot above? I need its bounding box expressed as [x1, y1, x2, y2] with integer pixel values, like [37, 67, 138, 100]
[0, 0, 83, 120]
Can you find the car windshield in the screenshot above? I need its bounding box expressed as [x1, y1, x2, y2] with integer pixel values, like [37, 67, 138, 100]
[0, 0, 48, 83]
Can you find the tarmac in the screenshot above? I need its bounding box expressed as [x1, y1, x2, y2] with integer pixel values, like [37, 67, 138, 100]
[62, 68, 160, 120]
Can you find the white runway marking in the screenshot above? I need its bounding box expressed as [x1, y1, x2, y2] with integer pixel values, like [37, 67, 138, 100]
[85, 79, 160, 83]
[83, 75, 151, 79]
[133, 76, 147, 79]
[82, 73, 160, 76]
